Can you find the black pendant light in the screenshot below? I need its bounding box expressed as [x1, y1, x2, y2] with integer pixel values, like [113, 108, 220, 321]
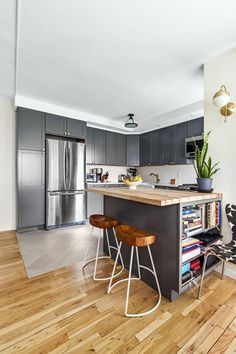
[125, 113, 138, 128]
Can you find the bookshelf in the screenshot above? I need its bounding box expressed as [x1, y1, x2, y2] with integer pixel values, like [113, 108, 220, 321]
[179, 199, 222, 290]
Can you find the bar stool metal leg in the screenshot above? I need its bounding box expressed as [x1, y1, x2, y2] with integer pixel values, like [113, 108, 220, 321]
[83, 226, 124, 281]
[108, 244, 161, 317]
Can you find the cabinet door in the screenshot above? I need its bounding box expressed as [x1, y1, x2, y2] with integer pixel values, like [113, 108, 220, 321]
[140, 133, 152, 166]
[187, 117, 204, 138]
[151, 130, 161, 165]
[45, 113, 67, 135]
[86, 127, 95, 164]
[87, 192, 103, 217]
[105, 131, 116, 165]
[161, 127, 172, 165]
[126, 135, 140, 166]
[18, 108, 45, 151]
[18, 150, 45, 228]
[94, 129, 106, 164]
[171, 122, 187, 164]
[66, 118, 86, 139]
[116, 133, 126, 165]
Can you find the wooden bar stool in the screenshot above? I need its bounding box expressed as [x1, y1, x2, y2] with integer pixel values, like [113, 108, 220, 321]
[107, 224, 161, 317]
[83, 214, 124, 281]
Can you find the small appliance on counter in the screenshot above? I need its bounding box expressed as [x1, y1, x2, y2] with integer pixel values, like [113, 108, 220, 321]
[92, 168, 103, 182]
[86, 173, 97, 183]
[118, 174, 127, 182]
[127, 168, 137, 179]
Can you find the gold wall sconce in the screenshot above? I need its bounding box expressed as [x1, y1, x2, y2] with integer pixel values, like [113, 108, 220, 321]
[213, 85, 235, 122]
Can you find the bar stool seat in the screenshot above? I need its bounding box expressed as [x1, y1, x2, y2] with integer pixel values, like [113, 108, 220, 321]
[107, 224, 161, 317]
[114, 225, 156, 247]
[83, 214, 124, 281]
[89, 214, 120, 229]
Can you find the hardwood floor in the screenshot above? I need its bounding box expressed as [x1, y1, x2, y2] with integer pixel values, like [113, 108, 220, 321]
[0, 231, 236, 353]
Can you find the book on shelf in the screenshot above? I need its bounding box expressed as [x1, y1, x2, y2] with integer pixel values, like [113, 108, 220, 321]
[182, 237, 201, 248]
[182, 247, 201, 263]
[182, 237, 201, 263]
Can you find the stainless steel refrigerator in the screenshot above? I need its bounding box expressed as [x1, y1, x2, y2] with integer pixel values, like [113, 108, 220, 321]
[46, 137, 86, 229]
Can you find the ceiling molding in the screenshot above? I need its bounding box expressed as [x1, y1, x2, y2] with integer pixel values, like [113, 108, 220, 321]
[15, 95, 204, 134]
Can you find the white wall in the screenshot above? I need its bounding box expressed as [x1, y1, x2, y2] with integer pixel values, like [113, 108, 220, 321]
[204, 48, 236, 279]
[0, 98, 16, 231]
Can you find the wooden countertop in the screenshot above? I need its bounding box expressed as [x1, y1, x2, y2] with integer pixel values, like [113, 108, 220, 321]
[87, 187, 222, 206]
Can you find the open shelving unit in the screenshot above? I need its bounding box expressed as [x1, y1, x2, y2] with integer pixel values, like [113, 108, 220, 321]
[178, 198, 222, 293]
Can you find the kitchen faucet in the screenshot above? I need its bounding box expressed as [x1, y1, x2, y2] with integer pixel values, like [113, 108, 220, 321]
[149, 172, 160, 184]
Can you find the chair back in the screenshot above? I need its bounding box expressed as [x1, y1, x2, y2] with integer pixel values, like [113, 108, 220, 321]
[225, 204, 236, 241]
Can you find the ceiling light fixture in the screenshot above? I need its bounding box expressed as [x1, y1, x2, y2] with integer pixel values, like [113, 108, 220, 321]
[125, 113, 138, 128]
[213, 85, 235, 122]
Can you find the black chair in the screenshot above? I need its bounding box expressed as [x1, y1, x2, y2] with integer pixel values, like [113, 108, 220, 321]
[198, 204, 236, 299]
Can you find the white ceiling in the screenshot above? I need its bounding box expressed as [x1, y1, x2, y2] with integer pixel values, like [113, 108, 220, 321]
[5, 0, 236, 132]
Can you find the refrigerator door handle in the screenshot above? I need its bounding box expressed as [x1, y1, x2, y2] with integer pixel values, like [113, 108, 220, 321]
[49, 191, 84, 196]
[68, 145, 71, 190]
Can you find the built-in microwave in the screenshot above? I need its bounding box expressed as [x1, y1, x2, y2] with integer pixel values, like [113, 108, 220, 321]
[185, 135, 204, 159]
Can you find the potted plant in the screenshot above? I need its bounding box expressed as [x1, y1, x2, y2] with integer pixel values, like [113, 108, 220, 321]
[194, 131, 220, 192]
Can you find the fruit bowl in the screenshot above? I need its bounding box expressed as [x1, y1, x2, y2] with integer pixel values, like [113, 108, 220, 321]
[124, 179, 143, 189]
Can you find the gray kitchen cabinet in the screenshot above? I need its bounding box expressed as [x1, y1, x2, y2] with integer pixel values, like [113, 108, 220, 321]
[105, 131, 116, 165]
[18, 150, 45, 228]
[94, 128, 106, 164]
[140, 132, 152, 166]
[45, 114, 66, 135]
[161, 127, 172, 165]
[116, 133, 126, 165]
[86, 127, 94, 164]
[171, 122, 187, 165]
[126, 135, 140, 166]
[18, 108, 45, 151]
[151, 130, 161, 165]
[186, 117, 204, 138]
[86, 184, 103, 217]
[66, 118, 86, 139]
[86, 127, 106, 164]
[46, 113, 86, 139]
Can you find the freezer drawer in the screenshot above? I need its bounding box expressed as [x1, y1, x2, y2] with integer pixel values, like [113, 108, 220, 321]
[46, 191, 86, 228]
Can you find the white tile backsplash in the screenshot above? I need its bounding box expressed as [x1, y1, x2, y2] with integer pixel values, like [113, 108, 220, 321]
[87, 163, 196, 185]
[137, 164, 196, 185]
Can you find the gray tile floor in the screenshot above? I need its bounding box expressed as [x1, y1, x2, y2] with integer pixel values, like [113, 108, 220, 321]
[17, 224, 103, 278]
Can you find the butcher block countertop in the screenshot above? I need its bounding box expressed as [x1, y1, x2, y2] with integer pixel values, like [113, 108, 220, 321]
[87, 187, 222, 206]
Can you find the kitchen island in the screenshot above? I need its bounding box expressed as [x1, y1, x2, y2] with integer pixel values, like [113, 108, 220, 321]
[87, 187, 222, 301]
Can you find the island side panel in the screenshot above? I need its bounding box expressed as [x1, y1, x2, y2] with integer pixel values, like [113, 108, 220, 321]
[103, 196, 180, 301]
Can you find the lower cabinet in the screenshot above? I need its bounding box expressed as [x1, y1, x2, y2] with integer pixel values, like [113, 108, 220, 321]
[87, 191, 103, 217]
[18, 150, 45, 228]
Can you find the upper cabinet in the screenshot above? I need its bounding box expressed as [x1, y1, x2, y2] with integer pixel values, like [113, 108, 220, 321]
[171, 122, 188, 165]
[116, 133, 126, 166]
[45, 113, 86, 139]
[161, 127, 172, 165]
[105, 131, 116, 165]
[140, 132, 152, 166]
[151, 130, 162, 165]
[86, 127, 106, 164]
[67, 118, 86, 139]
[186, 117, 204, 138]
[126, 135, 140, 166]
[140, 117, 204, 166]
[18, 108, 45, 151]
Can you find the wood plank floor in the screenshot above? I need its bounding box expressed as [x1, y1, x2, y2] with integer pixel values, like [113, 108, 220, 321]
[0, 231, 236, 353]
